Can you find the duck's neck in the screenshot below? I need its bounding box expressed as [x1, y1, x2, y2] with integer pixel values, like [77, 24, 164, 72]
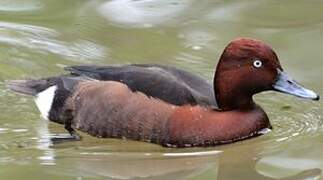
[216, 89, 254, 111]
[214, 66, 255, 111]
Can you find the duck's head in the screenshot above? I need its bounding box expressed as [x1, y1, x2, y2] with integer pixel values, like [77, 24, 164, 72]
[214, 38, 319, 111]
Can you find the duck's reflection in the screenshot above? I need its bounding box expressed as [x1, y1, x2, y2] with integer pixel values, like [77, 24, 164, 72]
[54, 151, 219, 179]
[36, 121, 220, 179]
[36, 118, 56, 166]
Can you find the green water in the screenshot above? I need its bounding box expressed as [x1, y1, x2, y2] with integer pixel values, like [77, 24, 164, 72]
[0, 0, 323, 179]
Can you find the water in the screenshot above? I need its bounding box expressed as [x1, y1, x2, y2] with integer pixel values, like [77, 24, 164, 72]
[0, 0, 322, 179]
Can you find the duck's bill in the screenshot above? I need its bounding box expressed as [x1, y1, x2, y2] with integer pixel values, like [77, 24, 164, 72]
[273, 69, 320, 101]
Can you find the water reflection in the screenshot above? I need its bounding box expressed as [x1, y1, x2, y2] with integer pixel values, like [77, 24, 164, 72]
[47, 150, 220, 179]
[0, 128, 8, 134]
[97, 0, 193, 28]
[0, 0, 43, 12]
[0, 22, 106, 63]
[36, 118, 56, 166]
[29, 116, 221, 179]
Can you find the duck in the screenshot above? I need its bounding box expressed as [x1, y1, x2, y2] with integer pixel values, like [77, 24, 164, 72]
[7, 38, 319, 147]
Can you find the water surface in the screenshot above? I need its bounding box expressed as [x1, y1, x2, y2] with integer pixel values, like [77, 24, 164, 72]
[0, 0, 323, 179]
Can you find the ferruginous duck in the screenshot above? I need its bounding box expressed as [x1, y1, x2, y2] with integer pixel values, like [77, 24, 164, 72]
[7, 38, 319, 147]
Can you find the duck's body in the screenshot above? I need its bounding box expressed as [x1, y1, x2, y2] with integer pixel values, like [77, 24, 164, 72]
[7, 38, 319, 147]
[8, 75, 269, 147]
[62, 81, 269, 147]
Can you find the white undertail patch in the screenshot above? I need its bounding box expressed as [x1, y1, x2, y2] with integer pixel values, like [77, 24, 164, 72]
[34, 86, 57, 120]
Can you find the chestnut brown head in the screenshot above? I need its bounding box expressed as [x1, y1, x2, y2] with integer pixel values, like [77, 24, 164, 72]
[214, 38, 319, 110]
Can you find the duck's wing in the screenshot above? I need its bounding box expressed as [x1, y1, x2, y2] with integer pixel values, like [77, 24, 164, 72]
[65, 64, 217, 107]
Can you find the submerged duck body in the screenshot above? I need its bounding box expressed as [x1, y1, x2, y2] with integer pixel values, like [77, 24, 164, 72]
[7, 38, 319, 147]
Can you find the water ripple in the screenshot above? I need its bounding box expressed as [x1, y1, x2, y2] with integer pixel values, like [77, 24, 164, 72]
[0, 0, 43, 12]
[0, 21, 107, 62]
[255, 93, 322, 152]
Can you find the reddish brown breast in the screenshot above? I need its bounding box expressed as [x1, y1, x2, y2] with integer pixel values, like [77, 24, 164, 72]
[167, 105, 270, 147]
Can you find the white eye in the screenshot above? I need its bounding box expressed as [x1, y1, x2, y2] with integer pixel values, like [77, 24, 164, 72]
[253, 59, 262, 68]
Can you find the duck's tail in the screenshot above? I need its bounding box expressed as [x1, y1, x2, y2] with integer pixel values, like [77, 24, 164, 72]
[6, 76, 90, 121]
[6, 79, 52, 96]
